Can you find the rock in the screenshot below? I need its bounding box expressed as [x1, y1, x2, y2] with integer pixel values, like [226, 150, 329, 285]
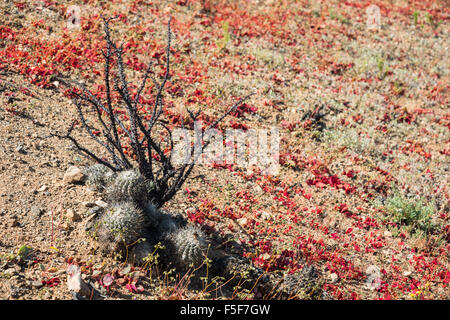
[279, 265, 322, 299]
[30, 206, 43, 217]
[38, 185, 48, 192]
[238, 217, 247, 227]
[63, 166, 85, 184]
[66, 209, 81, 222]
[30, 280, 43, 289]
[260, 211, 272, 221]
[86, 206, 103, 217]
[95, 200, 108, 208]
[4, 268, 16, 276]
[15, 145, 27, 155]
[329, 273, 339, 283]
[67, 265, 91, 296]
[67, 265, 104, 300]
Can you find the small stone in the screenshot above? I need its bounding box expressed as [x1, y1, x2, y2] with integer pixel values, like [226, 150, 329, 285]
[67, 265, 92, 298]
[38, 185, 48, 192]
[238, 217, 248, 227]
[329, 273, 339, 283]
[403, 271, 412, 277]
[260, 211, 272, 221]
[31, 206, 43, 217]
[63, 166, 85, 184]
[15, 145, 27, 154]
[95, 200, 108, 208]
[86, 206, 102, 216]
[84, 213, 98, 231]
[4, 268, 16, 276]
[255, 186, 263, 194]
[66, 209, 81, 222]
[31, 280, 43, 289]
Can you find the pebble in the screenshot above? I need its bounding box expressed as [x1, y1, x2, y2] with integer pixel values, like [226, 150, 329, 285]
[329, 273, 339, 283]
[66, 209, 81, 222]
[30, 206, 44, 217]
[30, 280, 43, 289]
[260, 211, 272, 220]
[86, 206, 102, 216]
[238, 217, 248, 227]
[15, 145, 27, 155]
[4, 268, 16, 276]
[63, 166, 85, 184]
[95, 200, 108, 208]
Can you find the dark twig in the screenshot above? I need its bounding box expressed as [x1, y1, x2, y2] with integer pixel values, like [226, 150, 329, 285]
[56, 17, 252, 207]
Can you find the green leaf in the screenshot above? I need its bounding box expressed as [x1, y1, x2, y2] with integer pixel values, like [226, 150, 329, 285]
[17, 245, 32, 259]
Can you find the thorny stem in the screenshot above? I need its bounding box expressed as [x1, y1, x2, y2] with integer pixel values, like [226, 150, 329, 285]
[55, 16, 252, 207]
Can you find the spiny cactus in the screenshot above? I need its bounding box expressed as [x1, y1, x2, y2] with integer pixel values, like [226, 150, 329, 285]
[96, 202, 147, 254]
[105, 169, 153, 204]
[83, 164, 116, 192]
[166, 225, 209, 268]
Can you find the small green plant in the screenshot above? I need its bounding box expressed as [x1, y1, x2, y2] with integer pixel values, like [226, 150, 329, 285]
[216, 21, 231, 51]
[376, 56, 389, 79]
[385, 189, 436, 235]
[17, 245, 32, 260]
[425, 12, 443, 29]
[329, 8, 350, 24]
[413, 11, 420, 25]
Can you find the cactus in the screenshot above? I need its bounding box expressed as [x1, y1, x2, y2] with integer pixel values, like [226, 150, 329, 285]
[83, 164, 116, 192]
[96, 202, 147, 254]
[166, 225, 208, 268]
[105, 169, 151, 204]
